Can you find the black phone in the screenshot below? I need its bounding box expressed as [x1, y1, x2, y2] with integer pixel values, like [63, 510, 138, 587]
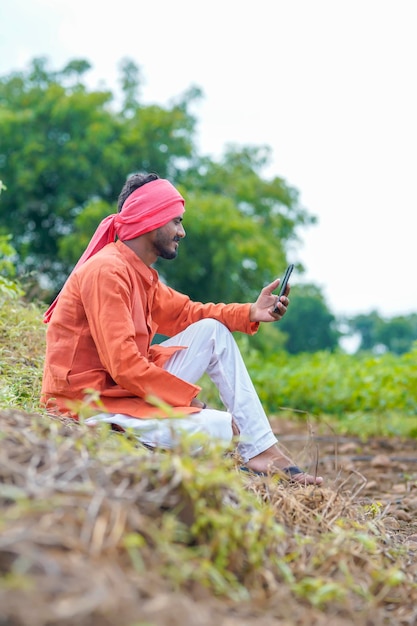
[273, 264, 294, 313]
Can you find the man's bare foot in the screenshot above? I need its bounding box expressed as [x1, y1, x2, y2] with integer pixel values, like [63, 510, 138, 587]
[244, 444, 323, 486]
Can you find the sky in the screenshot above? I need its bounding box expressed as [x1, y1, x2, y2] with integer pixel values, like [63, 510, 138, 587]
[0, 0, 416, 319]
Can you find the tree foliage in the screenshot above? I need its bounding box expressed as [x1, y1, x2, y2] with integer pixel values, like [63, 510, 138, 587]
[277, 283, 340, 353]
[7, 56, 406, 356]
[0, 57, 199, 286]
[348, 311, 417, 355]
[0, 56, 316, 305]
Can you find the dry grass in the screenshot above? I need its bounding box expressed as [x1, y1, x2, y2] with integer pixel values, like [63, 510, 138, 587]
[1, 407, 417, 626]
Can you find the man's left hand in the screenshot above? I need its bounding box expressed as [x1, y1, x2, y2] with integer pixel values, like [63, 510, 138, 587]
[249, 278, 290, 323]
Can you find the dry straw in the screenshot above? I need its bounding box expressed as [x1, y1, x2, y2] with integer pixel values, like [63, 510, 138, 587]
[1, 407, 417, 626]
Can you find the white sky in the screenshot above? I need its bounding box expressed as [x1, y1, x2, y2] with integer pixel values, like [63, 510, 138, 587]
[0, 0, 416, 318]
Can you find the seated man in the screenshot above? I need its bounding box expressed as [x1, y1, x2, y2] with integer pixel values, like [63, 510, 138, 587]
[41, 172, 323, 485]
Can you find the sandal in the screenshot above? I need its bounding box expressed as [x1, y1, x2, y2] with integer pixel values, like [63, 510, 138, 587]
[239, 465, 304, 478]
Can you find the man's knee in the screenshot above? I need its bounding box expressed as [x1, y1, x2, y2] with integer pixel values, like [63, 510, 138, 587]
[192, 318, 230, 339]
[197, 408, 233, 443]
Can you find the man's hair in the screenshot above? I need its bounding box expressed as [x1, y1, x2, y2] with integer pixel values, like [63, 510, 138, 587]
[117, 172, 160, 212]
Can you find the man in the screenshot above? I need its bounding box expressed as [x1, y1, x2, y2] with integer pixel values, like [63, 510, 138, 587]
[41, 172, 323, 485]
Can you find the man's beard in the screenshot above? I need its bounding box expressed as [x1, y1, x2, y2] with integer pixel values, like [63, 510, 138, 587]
[154, 233, 180, 260]
[158, 246, 178, 260]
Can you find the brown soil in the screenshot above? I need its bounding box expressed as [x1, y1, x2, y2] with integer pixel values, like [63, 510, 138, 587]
[273, 416, 417, 544]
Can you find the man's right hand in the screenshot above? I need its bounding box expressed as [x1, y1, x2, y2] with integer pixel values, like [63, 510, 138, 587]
[190, 397, 206, 409]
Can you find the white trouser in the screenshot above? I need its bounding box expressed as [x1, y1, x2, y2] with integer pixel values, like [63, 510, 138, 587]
[87, 319, 278, 462]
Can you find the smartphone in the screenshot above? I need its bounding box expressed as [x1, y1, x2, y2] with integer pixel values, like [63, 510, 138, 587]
[273, 264, 294, 313]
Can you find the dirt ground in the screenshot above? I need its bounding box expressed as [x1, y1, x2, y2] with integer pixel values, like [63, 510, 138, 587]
[272, 416, 417, 545]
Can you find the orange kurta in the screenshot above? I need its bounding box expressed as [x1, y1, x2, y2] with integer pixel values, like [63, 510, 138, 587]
[41, 240, 259, 419]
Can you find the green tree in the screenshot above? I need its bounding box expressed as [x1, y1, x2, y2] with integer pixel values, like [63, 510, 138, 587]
[348, 311, 382, 352]
[0, 182, 23, 296]
[377, 315, 417, 354]
[0, 184, 14, 279]
[0, 234, 16, 278]
[349, 311, 417, 355]
[277, 283, 340, 353]
[0, 56, 316, 314]
[0, 57, 199, 288]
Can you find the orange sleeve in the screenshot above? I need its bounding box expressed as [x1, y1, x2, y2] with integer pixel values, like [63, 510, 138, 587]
[152, 282, 260, 337]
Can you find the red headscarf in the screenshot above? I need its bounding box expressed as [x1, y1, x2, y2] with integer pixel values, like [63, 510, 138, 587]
[44, 178, 185, 323]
